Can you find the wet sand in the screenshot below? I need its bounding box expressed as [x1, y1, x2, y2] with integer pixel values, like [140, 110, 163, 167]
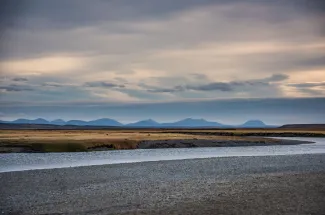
[1, 154, 325, 215]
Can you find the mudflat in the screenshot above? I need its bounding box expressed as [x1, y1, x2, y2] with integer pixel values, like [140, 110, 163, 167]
[1, 154, 325, 215]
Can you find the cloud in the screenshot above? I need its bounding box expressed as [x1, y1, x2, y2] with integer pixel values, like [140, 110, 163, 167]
[0, 76, 28, 83]
[297, 88, 325, 96]
[0, 84, 33, 92]
[147, 87, 184, 93]
[0, 55, 85, 75]
[41, 82, 76, 87]
[187, 82, 232, 92]
[262, 74, 289, 82]
[12, 77, 28, 82]
[0, 0, 324, 103]
[145, 74, 289, 93]
[186, 74, 288, 92]
[84, 81, 125, 88]
[282, 81, 325, 97]
[288, 82, 325, 88]
[89, 90, 140, 102]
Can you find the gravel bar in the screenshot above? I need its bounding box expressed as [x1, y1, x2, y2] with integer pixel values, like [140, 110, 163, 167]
[1, 154, 325, 215]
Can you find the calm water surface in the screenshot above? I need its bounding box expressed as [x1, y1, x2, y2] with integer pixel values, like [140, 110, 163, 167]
[1, 137, 325, 172]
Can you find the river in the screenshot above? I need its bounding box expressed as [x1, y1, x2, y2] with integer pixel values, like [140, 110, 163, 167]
[1, 137, 324, 172]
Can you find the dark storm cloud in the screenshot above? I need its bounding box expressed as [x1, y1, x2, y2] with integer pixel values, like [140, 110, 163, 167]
[84, 81, 125, 88]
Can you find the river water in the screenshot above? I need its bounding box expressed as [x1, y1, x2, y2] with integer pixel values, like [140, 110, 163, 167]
[1, 137, 324, 172]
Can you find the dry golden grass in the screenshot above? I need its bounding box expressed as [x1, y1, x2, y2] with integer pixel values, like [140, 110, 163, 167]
[1, 128, 323, 152]
[0, 129, 279, 151]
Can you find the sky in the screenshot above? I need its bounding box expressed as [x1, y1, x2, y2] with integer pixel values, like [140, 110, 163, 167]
[0, 0, 324, 124]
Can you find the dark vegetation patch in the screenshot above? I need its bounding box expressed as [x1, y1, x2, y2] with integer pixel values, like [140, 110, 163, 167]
[162, 131, 325, 137]
[30, 143, 88, 152]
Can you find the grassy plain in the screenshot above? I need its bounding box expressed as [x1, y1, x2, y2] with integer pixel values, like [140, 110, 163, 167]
[0, 128, 324, 152]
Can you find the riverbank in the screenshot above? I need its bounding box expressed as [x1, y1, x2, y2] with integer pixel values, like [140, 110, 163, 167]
[1, 129, 321, 153]
[0, 138, 313, 153]
[1, 154, 325, 214]
[137, 138, 312, 149]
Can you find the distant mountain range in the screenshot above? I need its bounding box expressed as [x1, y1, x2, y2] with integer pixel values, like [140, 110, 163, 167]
[0, 118, 275, 128]
[126, 119, 160, 127]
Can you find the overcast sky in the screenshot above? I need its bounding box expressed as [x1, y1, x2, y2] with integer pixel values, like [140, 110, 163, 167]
[0, 0, 324, 123]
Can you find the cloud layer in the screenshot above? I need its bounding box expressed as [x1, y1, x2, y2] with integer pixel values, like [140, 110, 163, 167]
[0, 0, 324, 118]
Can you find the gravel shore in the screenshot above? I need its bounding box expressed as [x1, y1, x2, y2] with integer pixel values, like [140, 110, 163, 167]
[1, 154, 325, 215]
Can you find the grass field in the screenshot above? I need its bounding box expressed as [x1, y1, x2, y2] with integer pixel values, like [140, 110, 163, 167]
[0, 128, 324, 152]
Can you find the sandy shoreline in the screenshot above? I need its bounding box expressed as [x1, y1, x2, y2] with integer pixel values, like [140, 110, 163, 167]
[1, 154, 325, 214]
